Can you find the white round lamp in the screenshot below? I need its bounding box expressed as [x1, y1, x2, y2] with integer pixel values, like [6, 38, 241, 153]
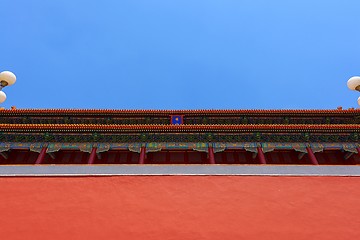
[0, 91, 7, 104]
[0, 71, 16, 87]
[0, 71, 16, 104]
[347, 76, 360, 91]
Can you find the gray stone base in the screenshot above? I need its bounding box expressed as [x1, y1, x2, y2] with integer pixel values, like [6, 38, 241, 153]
[0, 165, 360, 176]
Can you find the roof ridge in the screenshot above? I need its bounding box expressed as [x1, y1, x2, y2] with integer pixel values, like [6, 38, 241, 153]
[1, 109, 359, 113]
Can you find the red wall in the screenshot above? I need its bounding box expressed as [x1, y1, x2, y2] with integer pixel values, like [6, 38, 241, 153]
[0, 176, 359, 239]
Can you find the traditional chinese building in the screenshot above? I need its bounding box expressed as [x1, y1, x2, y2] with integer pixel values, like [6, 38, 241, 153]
[1, 108, 360, 239]
[1, 108, 360, 166]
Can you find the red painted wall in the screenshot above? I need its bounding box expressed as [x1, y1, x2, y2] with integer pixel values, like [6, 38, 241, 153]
[0, 176, 359, 239]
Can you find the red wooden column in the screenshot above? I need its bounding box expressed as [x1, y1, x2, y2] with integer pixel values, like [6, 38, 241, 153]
[165, 151, 171, 164]
[87, 147, 97, 164]
[221, 152, 228, 164]
[257, 147, 267, 164]
[208, 145, 216, 164]
[354, 147, 360, 164]
[306, 146, 319, 165]
[139, 146, 146, 164]
[35, 147, 47, 164]
[184, 151, 189, 164]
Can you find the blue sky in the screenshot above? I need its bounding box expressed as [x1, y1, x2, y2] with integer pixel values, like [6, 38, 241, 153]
[1, 1, 360, 109]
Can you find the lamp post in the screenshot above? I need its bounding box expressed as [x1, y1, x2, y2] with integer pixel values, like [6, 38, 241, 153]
[347, 76, 360, 105]
[0, 71, 16, 104]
